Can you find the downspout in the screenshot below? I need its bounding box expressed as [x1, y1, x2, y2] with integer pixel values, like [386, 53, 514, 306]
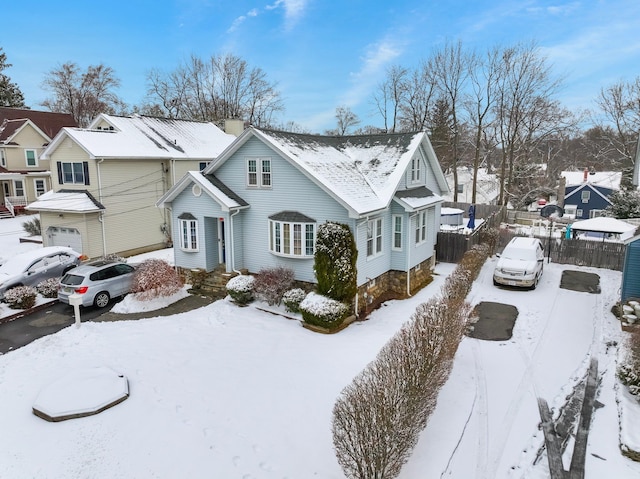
[407, 212, 417, 297]
[229, 208, 241, 274]
[354, 219, 360, 317]
[97, 159, 107, 257]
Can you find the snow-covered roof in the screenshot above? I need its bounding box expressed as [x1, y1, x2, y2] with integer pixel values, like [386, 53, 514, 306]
[26, 190, 105, 213]
[444, 167, 500, 204]
[441, 207, 464, 215]
[42, 114, 236, 161]
[561, 170, 622, 189]
[156, 171, 248, 212]
[570, 217, 636, 234]
[208, 127, 448, 216]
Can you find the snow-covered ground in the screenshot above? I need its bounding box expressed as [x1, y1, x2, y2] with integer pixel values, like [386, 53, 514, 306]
[0, 215, 639, 478]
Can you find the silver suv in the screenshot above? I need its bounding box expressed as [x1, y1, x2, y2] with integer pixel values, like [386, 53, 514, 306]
[58, 260, 136, 308]
[493, 237, 545, 289]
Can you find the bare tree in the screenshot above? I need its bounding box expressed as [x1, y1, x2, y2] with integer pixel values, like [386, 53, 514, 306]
[326, 106, 360, 135]
[431, 40, 471, 201]
[0, 48, 25, 107]
[592, 78, 640, 189]
[41, 62, 125, 127]
[144, 53, 283, 127]
[372, 65, 407, 133]
[493, 42, 564, 205]
[464, 46, 502, 203]
[398, 60, 437, 132]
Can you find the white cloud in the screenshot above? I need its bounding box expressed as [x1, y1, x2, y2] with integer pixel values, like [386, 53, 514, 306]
[227, 15, 247, 33]
[266, 0, 309, 29]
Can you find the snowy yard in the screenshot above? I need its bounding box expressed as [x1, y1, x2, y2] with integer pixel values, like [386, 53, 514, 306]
[0, 215, 639, 477]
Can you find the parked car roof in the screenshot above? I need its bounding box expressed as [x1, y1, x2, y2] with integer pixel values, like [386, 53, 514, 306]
[0, 246, 80, 275]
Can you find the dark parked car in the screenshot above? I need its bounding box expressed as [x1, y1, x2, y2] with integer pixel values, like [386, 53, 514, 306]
[58, 260, 136, 308]
[0, 246, 84, 300]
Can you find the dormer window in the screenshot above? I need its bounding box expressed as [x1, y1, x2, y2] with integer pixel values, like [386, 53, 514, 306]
[25, 149, 38, 167]
[247, 157, 272, 188]
[410, 157, 421, 184]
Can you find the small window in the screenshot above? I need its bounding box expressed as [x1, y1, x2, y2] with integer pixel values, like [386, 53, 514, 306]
[581, 190, 590, 203]
[367, 218, 383, 258]
[192, 184, 202, 197]
[410, 157, 421, 183]
[415, 211, 427, 244]
[34, 179, 46, 197]
[14, 179, 24, 197]
[25, 149, 38, 167]
[180, 219, 198, 251]
[576, 209, 583, 218]
[247, 157, 272, 188]
[199, 162, 208, 171]
[392, 215, 403, 251]
[0, 148, 6, 167]
[457, 184, 464, 194]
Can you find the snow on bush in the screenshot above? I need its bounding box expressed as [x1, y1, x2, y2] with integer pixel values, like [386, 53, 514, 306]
[619, 328, 640, 397]
[299, 292, 349, 329]
[226, 274, 255, 305]
[4, 285, 37, 310]
[253, 266, 295, 306]
[314, 222, 357, 302]
[22, 217, 41, 236]
[131, 259, 183, 300]
[332, 242, 487, 479]
[282, 288, 307, 313]
[36, 277, 60, 298]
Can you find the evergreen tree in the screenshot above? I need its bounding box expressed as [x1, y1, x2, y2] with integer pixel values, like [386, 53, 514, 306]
[0, 48, 25, 107]
[314, 222, 357, 302]
[604, 189, 640, 219]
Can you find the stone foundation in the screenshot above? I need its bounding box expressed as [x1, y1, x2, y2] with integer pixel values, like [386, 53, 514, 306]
[356, 257, 435, 317]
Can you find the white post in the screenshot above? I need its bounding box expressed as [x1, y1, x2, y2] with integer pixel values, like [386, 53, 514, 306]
[69, 293, 83, 328]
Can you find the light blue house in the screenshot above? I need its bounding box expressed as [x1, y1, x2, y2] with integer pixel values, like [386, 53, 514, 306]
[157, 127, 449, 314]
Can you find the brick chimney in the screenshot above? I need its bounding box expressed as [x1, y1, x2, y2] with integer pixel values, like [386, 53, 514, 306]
[583, 167, 589, 182]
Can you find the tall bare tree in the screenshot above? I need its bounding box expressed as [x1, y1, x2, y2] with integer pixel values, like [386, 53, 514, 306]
[0, 48, 25, 108]
[431, 40, 471, 201]
[144, 53, 283, 127]
[326, 105, 360, 136]
[593, 78, 640, 189]
[373, 65, 407, 133]
[41, 62, 125, 127]
[397, 60, 437, 132]
[493, 42, 564, 205]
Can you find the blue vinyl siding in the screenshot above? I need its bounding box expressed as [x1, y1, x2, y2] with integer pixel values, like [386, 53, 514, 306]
[564, 185, 614, 219]
[215, 137, 352, 282]
[622, 238, 640, 302]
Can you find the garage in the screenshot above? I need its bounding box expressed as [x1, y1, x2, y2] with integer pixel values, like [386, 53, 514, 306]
[47, 226, 83, 253]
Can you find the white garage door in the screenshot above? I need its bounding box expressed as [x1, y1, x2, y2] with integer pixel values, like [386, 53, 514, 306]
[47, 226, 83, 253]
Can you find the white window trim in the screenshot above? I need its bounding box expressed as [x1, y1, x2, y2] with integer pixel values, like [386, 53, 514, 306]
[246, 157, 272, 188]
[13, 179, 24, 197]
[415, 211, 427, 245]
[410, 157, 421, 184]
[392, 214, 403, 251]
[61, 161, 86, 185]
[581, 190, 590, 203]
[33, 178, 47, 197]
[269, 220, 315, 258]
[0, 148, 6, 167]
[367, 218, 383, 259]
[179, 219, 199, 252]
[25, 149, 38, 167]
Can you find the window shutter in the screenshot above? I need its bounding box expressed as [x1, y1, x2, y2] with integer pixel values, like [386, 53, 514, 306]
[57, 162, 63, 184]
[83, 161, 90, 185]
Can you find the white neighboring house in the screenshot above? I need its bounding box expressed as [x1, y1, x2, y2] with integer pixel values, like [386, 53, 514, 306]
[27, 114, 236, 259]
[444, 167, 500, 204]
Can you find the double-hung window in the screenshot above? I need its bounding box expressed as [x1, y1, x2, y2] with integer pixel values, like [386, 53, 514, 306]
[25, 149, 38, 167]
[415, 211, 427, 244]
[34, 179, 46, 197]
[178, 214, 198, 252]
[410, 157, 421, 183]
[247, 157, 272, 188]
[392, 215, 403, 251]
[269, 214, 315, 257]
[367, 218, 383, 258]
[581, 190, 590, 203]
[58, 161, 89, 185]
[0, 149, 5, 167]
[14, 179, 24, 197]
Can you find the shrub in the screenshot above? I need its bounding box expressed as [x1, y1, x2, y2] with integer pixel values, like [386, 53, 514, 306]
[619, 329, 640, 397]
[226, 274, 255, 305]
[131, 259, 183, 300]
[4, 286, 37, 310]
[314, 222, 357, 302]
[300, 292, 349, 329]
[22, 217, 41, 236]
[37, 277, 60, 298]
[253, 267, 295, 306]
[100, 253, 127, 263]
[282, 288, 307, 313]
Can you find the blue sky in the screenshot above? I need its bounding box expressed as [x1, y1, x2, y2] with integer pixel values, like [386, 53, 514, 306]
[2, 0, 639, 132]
